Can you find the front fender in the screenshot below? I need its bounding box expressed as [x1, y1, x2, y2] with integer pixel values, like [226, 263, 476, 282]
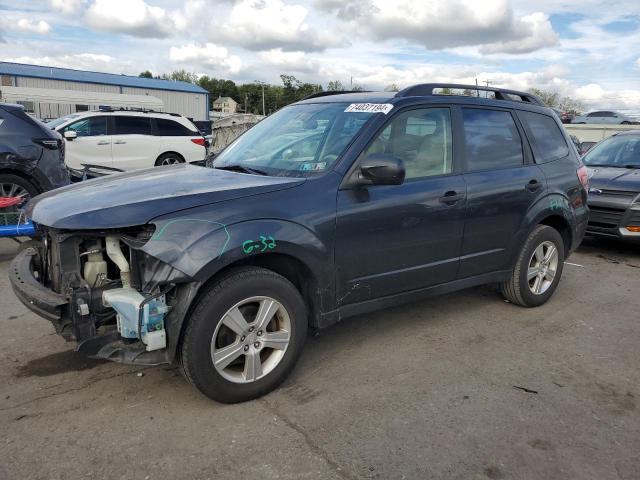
[141, 218, 334, 361]
[142, 217, 331, 282]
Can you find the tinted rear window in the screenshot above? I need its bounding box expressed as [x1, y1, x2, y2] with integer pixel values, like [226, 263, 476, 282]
[156, 118, 195, 136]
[114, 116, 151, 135]
[462, 108, 523, 172]
[518, 111, 569, 163]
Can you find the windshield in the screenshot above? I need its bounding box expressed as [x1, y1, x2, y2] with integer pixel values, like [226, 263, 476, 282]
[583, 135, 640, 168]
[213, 103, 374, 177]
[46, 113, 82, 129]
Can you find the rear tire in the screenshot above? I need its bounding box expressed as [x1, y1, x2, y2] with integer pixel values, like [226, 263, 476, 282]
[500, 225, 565, 307]
[155, 152, 185, 166]
[0, 174, 40, 201]
[180, 267, 307, 403]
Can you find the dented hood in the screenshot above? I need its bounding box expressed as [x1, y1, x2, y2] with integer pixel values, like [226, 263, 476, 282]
[28, 164, 304, 230]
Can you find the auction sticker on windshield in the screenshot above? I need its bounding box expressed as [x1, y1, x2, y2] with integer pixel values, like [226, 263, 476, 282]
[344, 103, 394, 114]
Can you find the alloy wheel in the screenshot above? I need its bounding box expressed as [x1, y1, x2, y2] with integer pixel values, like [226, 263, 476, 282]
[527, 240, 559, 295]
[160, 156, 182, 166]
[211, 296, 291, 383]
[0, 182, 29, 215]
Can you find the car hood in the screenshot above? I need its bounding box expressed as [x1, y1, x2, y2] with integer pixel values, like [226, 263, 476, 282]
[588, 166, 640, 192]
[28, 164, 304, 229]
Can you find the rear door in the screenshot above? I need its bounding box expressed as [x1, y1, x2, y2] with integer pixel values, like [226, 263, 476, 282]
[458, 107, 545, 278]
[60, 116, 111, 169]
[111, 115, 157, 170]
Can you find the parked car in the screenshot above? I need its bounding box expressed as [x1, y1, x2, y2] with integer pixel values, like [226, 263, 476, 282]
[579, 141, 596, 155]
[571, 111, 636, 124]
[560, 111, 575, 124]
[582, 131, 640, 241]
[46, 109, 207, 172]
[0, 103, 69, 211]
[11, 84, 588, 403]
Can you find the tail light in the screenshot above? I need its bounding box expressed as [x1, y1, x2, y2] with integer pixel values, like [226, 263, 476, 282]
[191, 138, 206, 147]
[577, 165, 589, 190]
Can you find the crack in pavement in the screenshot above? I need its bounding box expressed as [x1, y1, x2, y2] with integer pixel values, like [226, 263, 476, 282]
[0, 368, 141, 411]
[260, 398, 358, 480]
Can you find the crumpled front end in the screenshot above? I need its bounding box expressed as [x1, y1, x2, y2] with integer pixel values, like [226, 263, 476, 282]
[9, 223, 199, 365]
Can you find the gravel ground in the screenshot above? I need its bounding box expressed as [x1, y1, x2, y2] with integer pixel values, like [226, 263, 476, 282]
[0, 236, 638, 480]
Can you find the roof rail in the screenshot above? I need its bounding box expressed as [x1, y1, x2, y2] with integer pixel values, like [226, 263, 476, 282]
[302, 90, 371, 100]
[97, 106, 182, 116]
[395, 83, 545, 106]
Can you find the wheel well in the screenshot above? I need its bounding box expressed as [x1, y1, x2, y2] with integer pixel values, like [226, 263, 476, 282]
[0, 168, 41, 193]
[202, 254, 320, 327]
[539, 215, 572, 256]
[155, 151, 185, 165]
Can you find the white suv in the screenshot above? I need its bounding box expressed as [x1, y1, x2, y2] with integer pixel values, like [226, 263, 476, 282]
[46, 110, 207, 171]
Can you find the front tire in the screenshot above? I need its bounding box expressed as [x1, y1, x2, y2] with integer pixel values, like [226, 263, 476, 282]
[180, 267, 307, 403]
[500, 225, 565, 307]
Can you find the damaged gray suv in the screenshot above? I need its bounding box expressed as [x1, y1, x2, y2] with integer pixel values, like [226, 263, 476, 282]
[10, 84, 589, 403]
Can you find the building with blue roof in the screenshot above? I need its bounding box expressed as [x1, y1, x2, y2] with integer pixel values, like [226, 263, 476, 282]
[0, 62, 209, 120]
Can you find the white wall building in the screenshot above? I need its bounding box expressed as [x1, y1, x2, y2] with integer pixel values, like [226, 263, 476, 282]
[0, 62, 209, 121]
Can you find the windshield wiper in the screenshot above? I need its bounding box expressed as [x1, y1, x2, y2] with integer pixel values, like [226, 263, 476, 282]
[215, 164, 269, 176]
[623, 165, 640, 169]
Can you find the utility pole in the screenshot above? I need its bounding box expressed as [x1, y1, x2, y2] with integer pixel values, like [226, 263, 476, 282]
[244, 93, 248, 114]
[254, 81, 267, 116]
[475, 78, 479, 96]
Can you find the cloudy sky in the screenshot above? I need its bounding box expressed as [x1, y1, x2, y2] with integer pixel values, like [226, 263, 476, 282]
[1, 0, 639, 109]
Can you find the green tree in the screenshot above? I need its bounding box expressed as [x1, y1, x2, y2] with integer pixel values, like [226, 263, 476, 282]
[138, 70, 153, 78]
[168, 69, 198, 84]
[384, 83, 400, 92]
[327, 80, 345, 91]
[527, 88, 583, 113]
[198, 76, 240, 107]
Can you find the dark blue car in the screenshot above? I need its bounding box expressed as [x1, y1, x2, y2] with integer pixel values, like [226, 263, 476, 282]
[10, 84, 589, 402]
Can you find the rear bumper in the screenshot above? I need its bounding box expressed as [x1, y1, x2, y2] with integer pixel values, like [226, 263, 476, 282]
[9, 249, 68, 321]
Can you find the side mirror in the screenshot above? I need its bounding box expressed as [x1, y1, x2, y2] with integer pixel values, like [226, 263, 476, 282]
[358, 153, 405, 186]
[63, 130, 78, 141]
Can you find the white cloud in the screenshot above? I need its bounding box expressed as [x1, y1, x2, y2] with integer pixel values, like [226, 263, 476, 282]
[50, 0, 86, 15]
[16, 19, 52, 35]
[259, 49, 317, 73]
[210, 0, 345, 52]
[169, 43, 242, 74]
[480, 12, 558, 54]
[85, 0, 175, 38]
[321, 0, 557, 54]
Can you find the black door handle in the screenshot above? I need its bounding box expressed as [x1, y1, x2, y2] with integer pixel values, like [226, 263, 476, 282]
[525, 179, 542, 192]
[439, 190, 465, 205]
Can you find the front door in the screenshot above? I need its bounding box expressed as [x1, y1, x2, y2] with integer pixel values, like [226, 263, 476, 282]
[335, 107, 466, 305]
[457, 107, 546, 277]
[61, 116, 111, 169]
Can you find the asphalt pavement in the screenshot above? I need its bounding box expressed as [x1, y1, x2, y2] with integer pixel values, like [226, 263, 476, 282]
[1, 237, 638, 480]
